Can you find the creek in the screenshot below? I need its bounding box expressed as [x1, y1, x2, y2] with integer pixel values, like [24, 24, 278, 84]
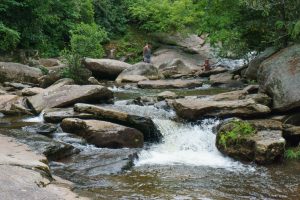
[2, 86, 300, 200]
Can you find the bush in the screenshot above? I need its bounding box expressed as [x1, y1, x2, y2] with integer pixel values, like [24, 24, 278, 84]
[60, 50, 92, 84]
[285, 147, 300, 160]
[70, 23, 108, 58]
[0, 23, 20, 52]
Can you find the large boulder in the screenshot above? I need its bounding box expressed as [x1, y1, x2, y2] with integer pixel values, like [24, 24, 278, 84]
[216, 119, 285, 164]
[27, 85, 113, 113]
[245, 47, 277, 80]
[138, 79, 203, 89]
[116, 62, 161, 84]
[0, 62, 43, 84]
[0, 95, 31, 115]
[209, 72, 233, 86]
[258, 44, 300, 111]
[61, 118, 144, 148]
[172, 98, 270, 120]
[38, 58, 61, 68]
[83, 58, 132, 79]
[74, 103, 162, 142]
[158, 58, 194, 78]
[43, 107, 94, 123]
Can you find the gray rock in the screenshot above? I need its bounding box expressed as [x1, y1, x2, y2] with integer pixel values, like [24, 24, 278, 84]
[27, 85, 113, 113]
[138, 79, 203, 89]
[283, 124, 300, 147]
[61, 118, 144, 148]
[83, 58, 132, 79]
[209, 72, 233, 86]
[88, 76, 101, 85]
[38, 58, 61, 68]
[258, 44, 300, 111]
[0, 95, 32, 115]
[44, 107, 94, 123]
[0, 62, 43, 84]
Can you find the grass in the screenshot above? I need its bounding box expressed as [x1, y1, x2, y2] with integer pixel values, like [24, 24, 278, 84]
[284, 147, 300, 160]
[219, 120, 256, 148]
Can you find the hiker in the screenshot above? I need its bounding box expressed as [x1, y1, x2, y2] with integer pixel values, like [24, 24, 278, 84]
[204, 59, 211, 71]
[143, 43, 151, 63]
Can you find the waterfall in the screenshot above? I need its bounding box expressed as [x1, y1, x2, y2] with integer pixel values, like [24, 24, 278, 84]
[135, 118, 247, 170]
[23, 110, 45, 123]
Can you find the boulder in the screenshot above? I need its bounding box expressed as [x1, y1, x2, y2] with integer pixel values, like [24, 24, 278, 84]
[196, 66, 228, 77]
[157, 91, 177, 101]
[245, 47, 277, 80]
[216, 119, 285, 164]
[38, 70, 62, 88]
[83, 58, 132, 79]
[0, 62, 43, 84]
[74, 103, 162, 142]
[258, 44, 300, 111]
[61, 118, 144, 148]
[138, 79, 203, 89]
[21, 87, 45, 96]
[283, 124, 300, 147]
[209, 72, 233, 86]
[119, 75, 149, 83]
[172, 98, 270, 120]
[88, 76, 101, 85]
[0, 95, 32, 115]
[38, 58, 61, 68]
[44, 107, 94, 123]
[116, 62, 161, 84]
[27, 85, 113, 113]
[158, 58, 193, 78]
[3, 82, 32, 90]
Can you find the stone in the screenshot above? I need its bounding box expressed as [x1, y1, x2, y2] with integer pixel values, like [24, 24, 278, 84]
[158, 58, 193, 78]
[138, 79, 203, 89]
[209, 72, 233, 86]
[38, 71, 62, 88]
[38, 58, 61, 68]
[196, 66, 228, 77]
[0, 95, 32, 115]
[27, 85, 113, 113]
[21, 87, 45, 96]
[74, 103, 162, 142]
[245, 47, 277, 80]
[116, 62, 161, 84]
[61, 118, 144, 148]
[44, 107, 94, 123]
[173, 98, 271, 120]
[88, 76, 101, 85]
[22, 123, 58, 136]
[0, 62, 43, 84]
[216, 119, 285, 164]
[157, 91, 177, 101]
[83, 58, 132, 79]
[3, 82, 32, 90]
[283, 124, 300, 147]
[247, 119, 283, 131]
[258, 44, 300, 111]
[119, 75, 149, 83]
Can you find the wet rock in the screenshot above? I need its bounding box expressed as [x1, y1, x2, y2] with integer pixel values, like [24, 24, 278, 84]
[0, 62, 43, 84]
[0, 95, 32, 115]
[173, 98, 270, 120]
[216, 119, 285, 164]
[74, 103, 162, 142]
[245, 47, 277, 80]
[116, 62, 161, 84]
[157, 91, 177, 101]
[138, 79, 203, 89]
[258, 44, 300, 111]
[23, 123, 58, 137]
[0, 129, 77, 161]
[283, 124, 300, 147]
[83, 58, 132, 79]
[209, 72, 233, 86]
[27, 85, 113, 113]
[61, 118, 144, 148]
[44, 107, 94, 123]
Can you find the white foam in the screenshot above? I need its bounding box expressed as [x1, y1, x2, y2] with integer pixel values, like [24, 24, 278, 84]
[135, 119, 251, 171]
[23, 111, 45, 123]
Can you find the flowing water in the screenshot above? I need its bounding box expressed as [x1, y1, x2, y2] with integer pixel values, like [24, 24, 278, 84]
[2, 87, 300, 199]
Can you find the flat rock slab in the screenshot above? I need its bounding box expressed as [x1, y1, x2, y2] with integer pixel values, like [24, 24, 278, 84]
[44, 107, 94, 123]
[74, 103, 162, 142]
[138, 79, 203, 89]
[0, 95, 31, 115]
[27, 85, 113, 113]
[0, 135, 87, 200]
[173, 98, 271, 120]
[61, 118, 144, 148]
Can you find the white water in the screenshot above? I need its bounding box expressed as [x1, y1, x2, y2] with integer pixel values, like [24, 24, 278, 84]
[23, 111, 45, 123]
[136, 118, 250, 170]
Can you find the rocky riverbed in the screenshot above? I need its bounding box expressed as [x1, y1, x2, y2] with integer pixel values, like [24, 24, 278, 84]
[0, 43, 299, 199]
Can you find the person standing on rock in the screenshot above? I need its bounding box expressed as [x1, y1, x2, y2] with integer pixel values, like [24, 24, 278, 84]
[143, 43, 152, 63]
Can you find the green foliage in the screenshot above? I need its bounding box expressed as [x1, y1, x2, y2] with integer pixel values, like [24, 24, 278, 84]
[70, 23, 107, 58]
[219, 120, 256, 148]
[284, 147, 300, 160]
[0, 22, 20, 52]
[60, 50, 91, 84]
[38, 66, 49, 75]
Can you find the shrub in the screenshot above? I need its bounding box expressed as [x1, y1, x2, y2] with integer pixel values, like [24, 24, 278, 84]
[0, 23, 20, 52]
[284, 147, 300, 160]
[70, 23, 108, 58]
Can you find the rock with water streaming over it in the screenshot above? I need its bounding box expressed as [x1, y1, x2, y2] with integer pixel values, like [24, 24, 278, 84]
[74, 103, 162, 142]
[27, 85, 113, 113]
[173, 98, 271, 120]
[138, 79, 203, 89]
[61, 118, 144, 148]
[216, 119, 285, 164]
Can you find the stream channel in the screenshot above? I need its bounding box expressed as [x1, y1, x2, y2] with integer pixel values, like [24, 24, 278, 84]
[1, 86, 300, 200]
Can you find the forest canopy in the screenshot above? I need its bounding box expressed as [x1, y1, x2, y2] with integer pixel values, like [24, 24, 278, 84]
[0, 0, 299, 58]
